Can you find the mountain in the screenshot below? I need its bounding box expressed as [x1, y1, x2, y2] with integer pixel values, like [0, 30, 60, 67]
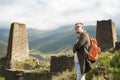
[28, 25, 120, 53]
[29, 25, 96, 53]
[0, 28, 47, 42]
[117, 27, 120, 41]
[0, 25, 120, 53]
[0, 41, 7, 58]
[0, 29, 9, 42]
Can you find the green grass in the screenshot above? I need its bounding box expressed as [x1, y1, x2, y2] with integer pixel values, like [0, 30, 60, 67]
[52, 69, 76, 80]
[14, 59, 50, 72]
[50, 49, 120, 80]
[0, 75, 5, 80]
[0, 41, 7, 58]
[29, 49, 73, 61]
[28, 49, 120, 80]
[0, 48, 120, 80]
[86, 49, 120, 80]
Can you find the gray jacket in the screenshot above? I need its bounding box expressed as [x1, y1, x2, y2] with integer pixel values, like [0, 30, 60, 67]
[73, 32, 91, 74]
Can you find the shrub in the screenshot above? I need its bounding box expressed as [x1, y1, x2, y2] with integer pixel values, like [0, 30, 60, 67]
[110, 50, 120, 68]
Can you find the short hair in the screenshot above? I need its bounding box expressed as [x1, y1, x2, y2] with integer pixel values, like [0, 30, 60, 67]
[75, 23, 84, 29]
[75, 23, 84, 26]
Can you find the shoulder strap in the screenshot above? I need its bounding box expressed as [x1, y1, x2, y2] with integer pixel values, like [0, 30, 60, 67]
[84, 32, 92, 51]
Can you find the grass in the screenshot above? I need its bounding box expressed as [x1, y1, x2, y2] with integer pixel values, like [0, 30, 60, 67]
[28, 49, 120, 80]
[0, 75, 5, 80]
[52, 69, 76, 80]
[0, 41, 7, 58]
[86, 49, 120, 80]
[29, 49, 73, 61]
[14, 59, 50, 72]
[0, 48, 120, 80]
[51, 49, 120, 80]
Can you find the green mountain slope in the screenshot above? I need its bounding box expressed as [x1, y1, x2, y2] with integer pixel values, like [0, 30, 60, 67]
[0, 41, 7, 58]
[29, 25, 96, 53]
[0, 29, 9, 42]
[0, 25, 120, 53]
[0, 28, 48, 42]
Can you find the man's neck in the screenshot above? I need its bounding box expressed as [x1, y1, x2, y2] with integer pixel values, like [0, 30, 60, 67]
[77, 31, 83, 36]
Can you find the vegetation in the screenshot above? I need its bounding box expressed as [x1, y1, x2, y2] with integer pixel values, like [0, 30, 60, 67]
[15, 49, 120, 80]
[0, 41, 7, 58]
[29, 49, 73, 61]
[0, 26, 120, 80]
[52, 69, 76, 80]
[0, 75, 5, 80]
[86, 49, 120, 80]
[14, 59, 50, 72]
[0, 48, 120, 80]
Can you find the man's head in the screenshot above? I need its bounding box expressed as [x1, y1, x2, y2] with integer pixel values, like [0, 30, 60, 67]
[75, 23, 84, 35]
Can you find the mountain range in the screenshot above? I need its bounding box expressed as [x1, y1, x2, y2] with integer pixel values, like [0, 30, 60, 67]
[0, 25, 120, 53]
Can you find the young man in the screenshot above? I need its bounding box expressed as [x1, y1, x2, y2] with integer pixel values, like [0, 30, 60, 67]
[73, 23, 91, 80]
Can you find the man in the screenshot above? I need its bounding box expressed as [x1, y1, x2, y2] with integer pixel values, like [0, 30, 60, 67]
[73, 23, 91, 80]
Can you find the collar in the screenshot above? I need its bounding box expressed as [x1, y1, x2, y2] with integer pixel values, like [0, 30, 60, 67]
[77, 32, 83, 38]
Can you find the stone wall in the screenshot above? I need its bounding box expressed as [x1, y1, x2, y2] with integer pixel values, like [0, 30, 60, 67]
[5, 22, 29, 69]
[0, 70, 51, 80]
[50, 55, 74, 73]
[96, 19, 117, 51]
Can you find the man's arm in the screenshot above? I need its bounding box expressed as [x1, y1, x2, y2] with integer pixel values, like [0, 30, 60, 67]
[73, 44, 76, 53]
[74, 33, 87, 52]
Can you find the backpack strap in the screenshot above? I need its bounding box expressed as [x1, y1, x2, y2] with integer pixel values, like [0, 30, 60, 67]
[84, 32, 92, 51]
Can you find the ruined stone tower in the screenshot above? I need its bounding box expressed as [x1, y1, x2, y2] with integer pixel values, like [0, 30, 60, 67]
[6, 22, 29, 69]
[96, 19, 117, 51]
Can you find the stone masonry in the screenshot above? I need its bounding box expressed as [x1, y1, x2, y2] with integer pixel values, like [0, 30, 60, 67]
[5, 22, 29, 69]
[50, 55, 74, 73]
[96, 19, 117, 51]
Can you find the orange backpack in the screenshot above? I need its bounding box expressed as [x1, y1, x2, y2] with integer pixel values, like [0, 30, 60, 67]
[88, 38, 101, 61]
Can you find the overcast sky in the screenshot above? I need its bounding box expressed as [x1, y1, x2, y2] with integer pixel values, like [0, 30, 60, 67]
[0, 0, 120, 30]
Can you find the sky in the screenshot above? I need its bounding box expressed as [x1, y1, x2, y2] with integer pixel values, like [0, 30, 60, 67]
[0, 0, 120, 30]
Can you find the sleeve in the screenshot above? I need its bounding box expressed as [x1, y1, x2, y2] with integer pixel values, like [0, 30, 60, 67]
[73, 44, 76, 53]
[74, 33, 87, 51]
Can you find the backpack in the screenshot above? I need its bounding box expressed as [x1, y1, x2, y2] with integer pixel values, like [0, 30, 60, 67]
[87, 37, 101, 62]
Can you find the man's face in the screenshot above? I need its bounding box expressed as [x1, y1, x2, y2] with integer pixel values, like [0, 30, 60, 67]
[75, 24, 83, 34]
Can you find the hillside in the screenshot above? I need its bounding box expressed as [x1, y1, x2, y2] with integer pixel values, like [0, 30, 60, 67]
[0, 41, 7, 58]
[0, 25, 120, 53]
[0, 29, 9, 42]
[0, 28, 47, 42]
[52, 49, 120, 80]
[0, 49, 120, 80]
[29, 25, 96, 53]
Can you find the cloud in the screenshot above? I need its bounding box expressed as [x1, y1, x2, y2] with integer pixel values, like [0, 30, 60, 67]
[0, 0, 120, 30]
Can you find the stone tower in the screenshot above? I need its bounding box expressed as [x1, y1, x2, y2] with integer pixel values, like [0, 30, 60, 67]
[96, 19, 117, 51]
[6, 22, 29, 69]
